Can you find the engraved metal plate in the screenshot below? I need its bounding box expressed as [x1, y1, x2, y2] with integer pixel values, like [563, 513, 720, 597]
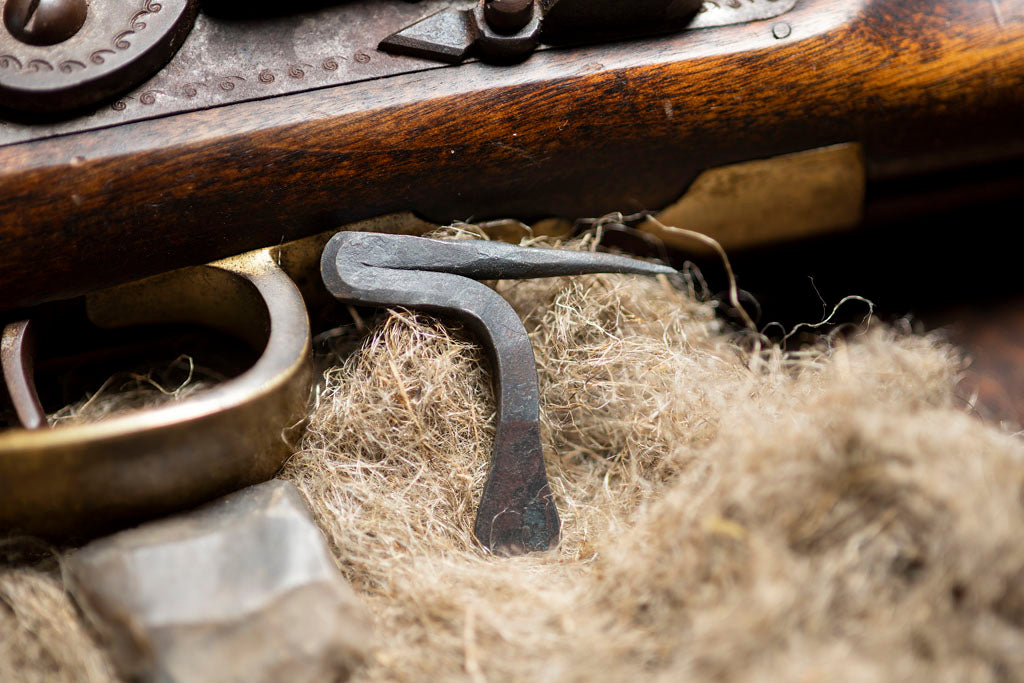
[0, 0, 796, 146]
[0, 0, 198, 112]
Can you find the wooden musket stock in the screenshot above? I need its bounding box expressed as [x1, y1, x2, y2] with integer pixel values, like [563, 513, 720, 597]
[0, 0, 1022, 312]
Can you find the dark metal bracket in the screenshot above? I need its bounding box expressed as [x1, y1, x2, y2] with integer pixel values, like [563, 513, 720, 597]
[320, 232, 675, 555]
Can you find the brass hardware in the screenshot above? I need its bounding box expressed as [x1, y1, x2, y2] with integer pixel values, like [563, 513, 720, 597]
[641, 143, 867, 252]
[1, 320, 45, 429]
[0, 247, 312, 538]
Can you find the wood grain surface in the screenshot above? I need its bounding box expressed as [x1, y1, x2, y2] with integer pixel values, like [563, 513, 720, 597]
[1, 0, 1022, 310]
[927, 297, 1024, 432]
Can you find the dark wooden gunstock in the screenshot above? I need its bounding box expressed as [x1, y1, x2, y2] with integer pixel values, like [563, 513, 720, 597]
[1, 0, 1022, 311]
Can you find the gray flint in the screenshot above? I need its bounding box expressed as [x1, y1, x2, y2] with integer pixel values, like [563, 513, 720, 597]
[66, 480, 373, 683]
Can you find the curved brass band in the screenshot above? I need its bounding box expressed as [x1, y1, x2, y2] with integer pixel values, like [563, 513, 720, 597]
[1, 320, 45, 430]
[0, 249, 312, 539]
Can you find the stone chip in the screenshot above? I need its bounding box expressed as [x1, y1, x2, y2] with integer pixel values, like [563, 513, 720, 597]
[66, 480, 372, 683]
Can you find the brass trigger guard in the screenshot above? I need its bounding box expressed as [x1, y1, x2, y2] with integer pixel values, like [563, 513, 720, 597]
[0, 248, 312, 539]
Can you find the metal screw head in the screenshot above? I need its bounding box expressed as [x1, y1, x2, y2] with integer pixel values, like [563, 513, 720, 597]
[484, 0, 534, 35]
[771, 21, 792, 40]
[4, 0, 88, 46]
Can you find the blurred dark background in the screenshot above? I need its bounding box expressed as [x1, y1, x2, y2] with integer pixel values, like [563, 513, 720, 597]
[681, 162, 1024, 430]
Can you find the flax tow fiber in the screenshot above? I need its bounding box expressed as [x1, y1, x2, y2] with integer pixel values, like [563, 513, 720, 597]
[283, 238, 1024, 681]
[4, 237, 1024, 681]
[0, 550, 116, 683]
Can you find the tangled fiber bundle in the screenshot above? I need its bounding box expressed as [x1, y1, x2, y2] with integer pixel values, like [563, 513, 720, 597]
[3, 236, 1024, 682]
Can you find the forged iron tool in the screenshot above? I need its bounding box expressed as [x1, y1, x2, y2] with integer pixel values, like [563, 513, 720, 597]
[320, 232, 676, 555]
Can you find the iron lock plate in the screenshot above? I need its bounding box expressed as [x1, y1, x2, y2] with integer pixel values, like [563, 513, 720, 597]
[0, 0, 796, 146]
